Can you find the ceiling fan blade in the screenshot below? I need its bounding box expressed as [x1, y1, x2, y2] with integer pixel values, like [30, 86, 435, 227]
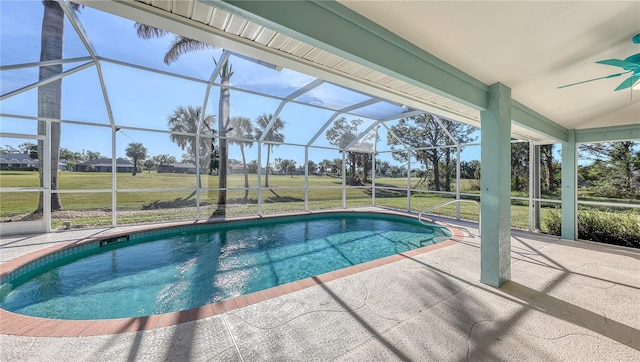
[614, 74, 640, 91]
[558, 72, 629, 89]
[596, 59, 640, 70]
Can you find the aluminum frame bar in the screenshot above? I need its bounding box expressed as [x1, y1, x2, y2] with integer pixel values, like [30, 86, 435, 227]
[0, 56, 93, 71]
[259, 78, 324, 142]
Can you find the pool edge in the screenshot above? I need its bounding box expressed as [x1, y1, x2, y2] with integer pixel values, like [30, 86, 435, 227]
[0, 212, 465, 337]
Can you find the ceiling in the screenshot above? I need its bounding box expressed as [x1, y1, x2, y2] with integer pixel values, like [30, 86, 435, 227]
[80, 0, 640, 143]
[339, 0, 640, 131]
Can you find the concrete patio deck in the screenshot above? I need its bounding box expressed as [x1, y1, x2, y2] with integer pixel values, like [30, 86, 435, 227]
[1, 214, 639, 361]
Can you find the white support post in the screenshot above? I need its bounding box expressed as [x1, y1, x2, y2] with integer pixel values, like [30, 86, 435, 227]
[195, 134, 201, 219]
[407, 153, 412, 212]
[372, 125, 378, 206]
[342, 151, 347, 208]
[533, 145, 542, 230]
[257, 144, 263, 216]
[304, 146, 309, 211]
[456, 146, 461, 219]
[528, 142, 534, 232]
[371, 153, 376, 207]
[44, 121, 52, 233]
[112, 127, 117, 227]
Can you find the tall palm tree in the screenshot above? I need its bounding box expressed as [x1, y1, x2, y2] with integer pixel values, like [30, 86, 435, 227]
[136, 24, 231, 214]
[167, 106, 215, 187]
[254, 113, 285, 188]
[216, 62, 233, 212]
[227, 116, 255, 200]
[37, 0, 80, 212]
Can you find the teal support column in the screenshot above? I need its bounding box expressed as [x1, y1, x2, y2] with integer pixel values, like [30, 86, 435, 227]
[561, 130, 577, 240]
[480, 83, 512, 287]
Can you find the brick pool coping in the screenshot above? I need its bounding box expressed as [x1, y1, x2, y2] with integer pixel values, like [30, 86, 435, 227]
[0, 213, 465, 337]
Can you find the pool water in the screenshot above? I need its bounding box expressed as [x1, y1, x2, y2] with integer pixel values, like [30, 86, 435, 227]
[0, 214, 450, 320]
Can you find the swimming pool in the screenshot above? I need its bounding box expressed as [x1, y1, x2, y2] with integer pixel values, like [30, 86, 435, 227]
[0, 212, 451, 320]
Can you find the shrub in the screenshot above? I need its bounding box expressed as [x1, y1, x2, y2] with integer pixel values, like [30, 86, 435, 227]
[543, 209, 640, 248]
[459, 179, 480, 192]
[542, 209, 562, 236]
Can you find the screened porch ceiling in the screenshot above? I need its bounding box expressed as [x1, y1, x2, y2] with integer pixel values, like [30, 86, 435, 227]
[77, 0, 640, 145]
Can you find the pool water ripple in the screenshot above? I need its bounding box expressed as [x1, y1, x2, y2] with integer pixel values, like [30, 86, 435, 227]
[0, 214, 450, 320]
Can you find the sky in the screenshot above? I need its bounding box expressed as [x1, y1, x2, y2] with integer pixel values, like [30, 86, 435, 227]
[1, 1, 485, 168]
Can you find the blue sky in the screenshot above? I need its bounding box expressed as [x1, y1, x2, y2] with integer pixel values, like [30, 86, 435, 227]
[0, 1, 485, 167]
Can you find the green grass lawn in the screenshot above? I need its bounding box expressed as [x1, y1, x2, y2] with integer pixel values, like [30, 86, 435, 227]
[0, 170, 633, 231]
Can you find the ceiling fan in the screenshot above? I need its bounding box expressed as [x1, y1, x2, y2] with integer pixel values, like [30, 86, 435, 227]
[559, 33, 640, 91]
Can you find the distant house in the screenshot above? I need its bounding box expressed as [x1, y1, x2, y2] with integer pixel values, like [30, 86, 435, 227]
[0, 153, 39, 170]
[76, 158, 135, 173]
[158, 162, 246, 175]
[0, 154, 67, 171]
[228, 164, 245, 175]
[157, 163, 208, 174]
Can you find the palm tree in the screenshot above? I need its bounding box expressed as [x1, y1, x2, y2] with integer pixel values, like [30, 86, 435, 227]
[216, 62, 233, 213]
[227, 116, 255, 200]
[125, 142, 148, 176]
[167, 106, 215, 187]
[37, 1, 80, 211]
[136, 24, 231, 214]
[254, 114, 285, 188]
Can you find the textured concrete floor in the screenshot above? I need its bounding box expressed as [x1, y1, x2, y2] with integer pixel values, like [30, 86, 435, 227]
[1, 215, 639, 361]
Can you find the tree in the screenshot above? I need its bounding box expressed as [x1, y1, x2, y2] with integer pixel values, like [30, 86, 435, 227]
[144, 159, 155, 173]
[254, 113, 285, 187]
[83, 150, 102, 160]
[275, 158, 296, 177]
[1, 145, 18, 154]
[247, 160, 259, 174]
[325, 117, 375, 185]
[215, 62, 233, 212]
[319, 159, 333, 176]
[307, 160, 317, 175]
[125, 142, 147, 176]
[59, 148, 81, 162]
[18, 142, 36, 154]
[152, 154, 176, 166]
[388, 114, 476, 191]
[460, 160, 481, 179]
[24, 143, 38, 160]
[438, 118, 477, 191]
[227, 116, 255, 200]
[511, 142, 529, 192]
[326, 118, 359, 182]
[357, 152, 374, 183]
[331, 158, 342, 176]
[37, 1, 80, 211]
[389, 115, 436, 189]
[540, 144, 556, 193]
[389, 165, 406, 178]
[579, 141, 640, 199]
[167, 106, 216, 185]
[287, 163, 298, 177]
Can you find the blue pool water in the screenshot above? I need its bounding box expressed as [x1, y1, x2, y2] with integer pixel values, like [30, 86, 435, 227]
[0, 213, 450, 320]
